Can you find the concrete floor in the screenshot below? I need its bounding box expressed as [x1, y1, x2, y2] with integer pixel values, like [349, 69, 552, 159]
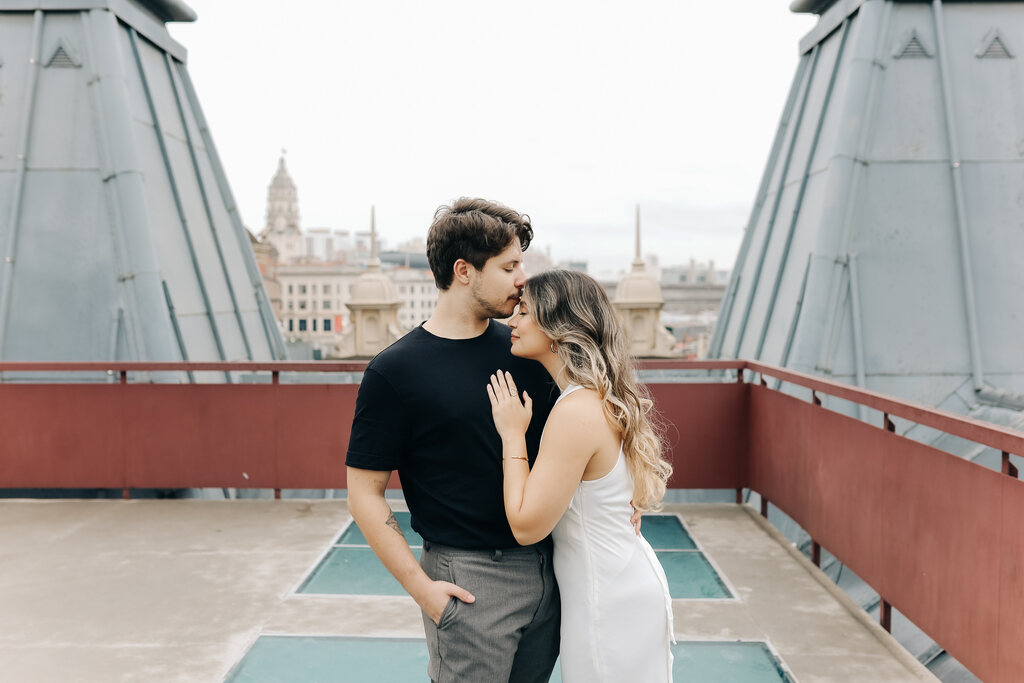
[0, 500, 937, 682]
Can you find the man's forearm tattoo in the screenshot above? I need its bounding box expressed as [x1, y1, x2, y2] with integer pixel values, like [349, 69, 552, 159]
[385, 509, 403, 537]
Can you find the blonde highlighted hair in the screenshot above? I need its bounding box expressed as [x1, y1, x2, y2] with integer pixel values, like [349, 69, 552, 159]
[523, 269, 672, 511]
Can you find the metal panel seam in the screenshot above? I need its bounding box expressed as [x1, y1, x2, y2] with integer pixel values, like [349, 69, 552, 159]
[0, 10, 44, 360]
[711, 54, 811, 358]
[931, 0, 984, 391]
[775, 252, 814, 382]
[732, 44, 823, 358]
[816, 0, 892, 373]
[174, 62, 287, 360]
[847, 252, 867, 421]
[80, 9, 144, 365]
[799, 0, 868, 54]
[108, 0, 187, 61]
[162, 52, 254, 362]
[127, 28, 229, 375]
[161, 280, 193, 383]
[755, 19, 854, 361]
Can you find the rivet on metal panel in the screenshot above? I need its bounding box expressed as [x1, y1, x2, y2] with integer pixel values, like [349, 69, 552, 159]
[812, 540, 821, 567]
[880, 599, 892, 632]
[1003, 451, 1019, 479]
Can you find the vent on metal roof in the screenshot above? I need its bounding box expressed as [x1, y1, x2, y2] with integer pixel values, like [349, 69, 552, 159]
[45, 40, 81, 68]
[893, 29, 933, 59]
[976, 29, 1014, 59]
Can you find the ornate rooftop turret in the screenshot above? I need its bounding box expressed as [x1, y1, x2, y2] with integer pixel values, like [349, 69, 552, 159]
[340, 207, 402, 357]
[613, 206, 677, 357]
[260, 153, 303, 264]
[614, 205, 664, 306]
[263, 152, 300, 238]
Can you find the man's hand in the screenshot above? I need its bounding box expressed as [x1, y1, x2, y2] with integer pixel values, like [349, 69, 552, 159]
[630, 501, 642, 537]
[418, 579, 476, 625]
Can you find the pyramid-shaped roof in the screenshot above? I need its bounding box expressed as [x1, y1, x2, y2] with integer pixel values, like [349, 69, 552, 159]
[0, 0, 285, 366]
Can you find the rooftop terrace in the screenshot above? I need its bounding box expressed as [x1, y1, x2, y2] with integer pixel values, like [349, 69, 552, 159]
[0, 499, 933, 682]
[0, 359, 1021, 681]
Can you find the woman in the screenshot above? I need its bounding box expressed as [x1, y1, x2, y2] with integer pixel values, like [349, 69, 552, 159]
[486, 269, 675, 682]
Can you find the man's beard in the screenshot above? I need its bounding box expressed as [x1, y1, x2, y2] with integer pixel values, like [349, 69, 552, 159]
[471, 281, 519, 319]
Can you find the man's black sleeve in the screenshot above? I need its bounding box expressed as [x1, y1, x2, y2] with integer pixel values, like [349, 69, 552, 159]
[345, 368, 408, 471]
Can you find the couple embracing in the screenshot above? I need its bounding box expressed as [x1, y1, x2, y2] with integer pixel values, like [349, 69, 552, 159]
[346, 198, 675, 682]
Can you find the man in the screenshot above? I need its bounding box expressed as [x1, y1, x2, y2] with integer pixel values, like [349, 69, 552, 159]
[346, 198, 560, 682]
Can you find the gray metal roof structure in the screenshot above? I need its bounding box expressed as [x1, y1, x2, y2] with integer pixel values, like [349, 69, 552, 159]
[0, 0, 285, 370]
[711, 0, 1024, 417]
[709, 2, 1023, 679]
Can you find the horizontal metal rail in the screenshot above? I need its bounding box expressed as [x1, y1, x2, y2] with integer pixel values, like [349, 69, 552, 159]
[747, 360, 1024, 457]
[0, 359, 745, 373]
[3, 358, 1019, 458]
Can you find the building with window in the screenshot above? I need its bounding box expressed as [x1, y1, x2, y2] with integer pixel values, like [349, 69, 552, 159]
[393, 268, 439, 330]
[276, 264, 364, 355]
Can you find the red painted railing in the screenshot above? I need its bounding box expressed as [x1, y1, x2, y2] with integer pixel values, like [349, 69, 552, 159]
[0, 360, 1021, 681]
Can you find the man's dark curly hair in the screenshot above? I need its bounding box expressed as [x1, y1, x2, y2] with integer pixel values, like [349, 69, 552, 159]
[426, 198, 533, 290]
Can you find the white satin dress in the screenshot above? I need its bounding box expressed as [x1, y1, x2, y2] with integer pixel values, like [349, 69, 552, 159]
[548, 385, 674, 682]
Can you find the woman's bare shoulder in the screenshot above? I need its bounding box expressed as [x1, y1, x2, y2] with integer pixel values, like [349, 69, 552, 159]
[548, 388, 612, 431]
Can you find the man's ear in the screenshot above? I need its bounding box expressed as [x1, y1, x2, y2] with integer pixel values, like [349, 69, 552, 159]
[452, 258, 473, 285]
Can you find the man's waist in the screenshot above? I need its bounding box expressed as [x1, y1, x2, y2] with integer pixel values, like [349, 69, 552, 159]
[422, 536, 553, 555]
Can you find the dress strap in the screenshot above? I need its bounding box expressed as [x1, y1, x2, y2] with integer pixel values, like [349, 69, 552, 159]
[555, 384, 585, 404]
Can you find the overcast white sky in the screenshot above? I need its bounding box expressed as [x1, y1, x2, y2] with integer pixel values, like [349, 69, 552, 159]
[168, 2, 817, 277]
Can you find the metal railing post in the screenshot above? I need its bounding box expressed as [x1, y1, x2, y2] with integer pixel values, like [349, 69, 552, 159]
[1003, 451, 1019, 479]
[880, 599, 892, 632]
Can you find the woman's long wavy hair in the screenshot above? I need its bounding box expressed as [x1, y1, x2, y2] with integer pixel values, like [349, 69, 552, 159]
[524, 269, 672, 511]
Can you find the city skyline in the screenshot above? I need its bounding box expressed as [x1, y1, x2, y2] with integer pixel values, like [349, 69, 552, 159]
[168, 2, 816, 276]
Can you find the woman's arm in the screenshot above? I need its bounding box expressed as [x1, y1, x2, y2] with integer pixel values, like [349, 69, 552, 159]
[488, 371, 598, 545]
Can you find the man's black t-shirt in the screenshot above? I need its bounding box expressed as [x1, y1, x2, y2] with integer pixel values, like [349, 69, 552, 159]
[345, 319, 557, 549]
